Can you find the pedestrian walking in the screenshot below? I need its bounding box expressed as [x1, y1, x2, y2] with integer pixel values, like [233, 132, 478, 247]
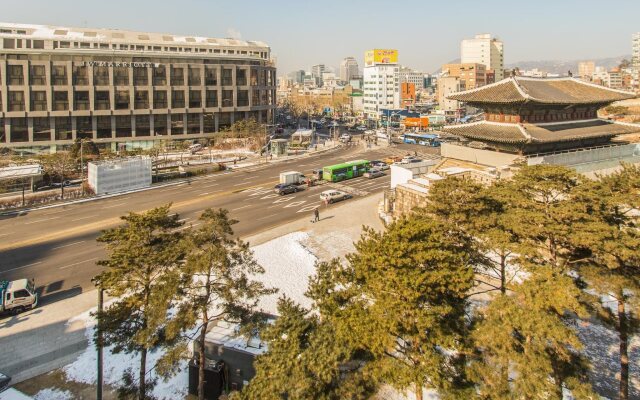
[313, 207, 320, 223]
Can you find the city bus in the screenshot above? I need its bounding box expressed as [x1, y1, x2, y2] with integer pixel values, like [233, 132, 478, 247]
[403, 133, 440, 147]
[322, 160, 370, 182]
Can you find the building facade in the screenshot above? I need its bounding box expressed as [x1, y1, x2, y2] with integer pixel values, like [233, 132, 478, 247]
[363, 49, 399, 120]
[461, 34, 504, 81]
[441, 63, 486, 90]
[399, 67, 424, 90]
[578, 61, 595, 79]
[400, 82, 416, 107]
[339, 57, 359, 83]
[0, 23, 276, 153]
[311, 64, 325, 87]
[436, 76, 462, 115]
[633, 32, 640, 72]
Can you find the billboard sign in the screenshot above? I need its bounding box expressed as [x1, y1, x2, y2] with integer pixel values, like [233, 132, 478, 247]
[364, 49, 398, 66]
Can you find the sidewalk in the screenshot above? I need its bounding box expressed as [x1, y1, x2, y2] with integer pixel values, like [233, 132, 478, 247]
[0, 289, 99, 384]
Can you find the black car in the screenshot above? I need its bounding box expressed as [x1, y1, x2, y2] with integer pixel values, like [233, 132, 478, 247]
[274, 184, 302, 195]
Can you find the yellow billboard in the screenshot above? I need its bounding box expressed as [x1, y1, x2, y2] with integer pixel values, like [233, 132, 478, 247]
[364, 49, 398, 66]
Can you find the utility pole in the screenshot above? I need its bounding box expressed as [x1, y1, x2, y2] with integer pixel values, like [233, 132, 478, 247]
[96, 286, 104, 400]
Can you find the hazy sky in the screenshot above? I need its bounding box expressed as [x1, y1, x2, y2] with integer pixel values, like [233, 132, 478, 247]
[3, 0, 639, 74]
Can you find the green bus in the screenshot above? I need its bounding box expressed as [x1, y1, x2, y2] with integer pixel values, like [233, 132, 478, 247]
[322, 160, 370, 182]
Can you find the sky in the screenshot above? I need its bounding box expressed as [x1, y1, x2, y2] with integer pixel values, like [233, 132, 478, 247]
[3, 0, 639, 75]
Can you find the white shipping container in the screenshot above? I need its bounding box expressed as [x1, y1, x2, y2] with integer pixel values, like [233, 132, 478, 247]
[88, 157, 152, 195]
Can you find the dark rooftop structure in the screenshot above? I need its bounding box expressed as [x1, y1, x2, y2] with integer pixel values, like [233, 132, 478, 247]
[444, 77, 639, 154]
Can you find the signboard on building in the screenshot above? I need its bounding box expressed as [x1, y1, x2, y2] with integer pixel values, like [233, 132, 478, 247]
[364, 49, 398, 66]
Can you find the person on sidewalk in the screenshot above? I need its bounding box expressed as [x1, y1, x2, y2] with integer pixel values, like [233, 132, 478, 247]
[313, 207, 320, 223]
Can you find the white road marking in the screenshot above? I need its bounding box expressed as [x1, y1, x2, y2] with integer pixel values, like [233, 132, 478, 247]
[5, 261, 42, 273]
[272, 197, 293, 204]
[59, 257, 99, 270]
[198, 192, 210, 196]
[284, 201, 306, 208]
[53, 241, 85, 250]
[256, 215, 273, 221]
[102, 202, 126, 209]
[243, 176, 257, 181]
[231, 205, 251, 212]
[71, 215, 93, 222]
[232, 182, 248, 186]
[260, 194, 279, 199]
[24, 216, 60, 225]
[298, 204, 320, 213]
[202, 183, 220, 188]
[0, 233, 9, 237]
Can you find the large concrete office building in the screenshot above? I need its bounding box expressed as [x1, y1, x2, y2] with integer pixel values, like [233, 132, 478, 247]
[0, 23, 276, 153]
[461, 34, 504, 81]
[363, 49, 400, 120]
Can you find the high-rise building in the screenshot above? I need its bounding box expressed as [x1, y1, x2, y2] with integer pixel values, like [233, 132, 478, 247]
[363, 49, 400, 120]
[633, 33, 640, 74]
[0, 23, 276, 152]
[311, 64, 325, 86]
[340, 57, 359, 83]
[399, 67, 425, 90]
[461, 34, 504, 81]
[441, 63, 487, 90]
[288, 70, 305, 85]
[578, 61, 595, 79]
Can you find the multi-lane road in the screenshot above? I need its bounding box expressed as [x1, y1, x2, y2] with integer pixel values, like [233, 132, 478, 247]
[0, 144, 409, 306]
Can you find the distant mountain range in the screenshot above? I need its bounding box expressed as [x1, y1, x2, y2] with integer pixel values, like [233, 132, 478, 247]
[506, 55, 632, 75]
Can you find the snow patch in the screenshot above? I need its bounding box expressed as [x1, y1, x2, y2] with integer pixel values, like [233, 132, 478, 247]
[33, 388, 73, 400]
[251, 231, 318, 314]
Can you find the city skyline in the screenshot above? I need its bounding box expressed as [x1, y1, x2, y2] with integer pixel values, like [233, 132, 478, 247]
[3, 0, 639, 75]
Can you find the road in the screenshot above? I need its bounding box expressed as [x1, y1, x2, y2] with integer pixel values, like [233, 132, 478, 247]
[0, 144, 419, 306]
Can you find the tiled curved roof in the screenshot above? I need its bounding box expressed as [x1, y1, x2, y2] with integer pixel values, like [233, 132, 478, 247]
[443, 120, 640, 144]
[447, 77, 636, 105]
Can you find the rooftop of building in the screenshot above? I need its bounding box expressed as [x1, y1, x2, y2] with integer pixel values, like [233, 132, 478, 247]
[0, 22, 269, 49]
[443, 119, 640, 144]
[447, 76, 636, 105]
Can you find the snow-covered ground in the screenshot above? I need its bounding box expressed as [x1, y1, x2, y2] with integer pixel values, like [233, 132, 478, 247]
[33, 389, 73, 400]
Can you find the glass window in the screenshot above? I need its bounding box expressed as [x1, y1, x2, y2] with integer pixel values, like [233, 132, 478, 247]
[76, 116, 92, 140]
[205, 90, 218, 107]
[95, 91, 110, 110]
[153, 90, 167, 109]
[187, 113, 200, 134]
[172, 90, 185, 108]
[96, 116, 112, 139]
[222, 90, 233, 107]
[205, 67, 217, 85]
[115, 115, 132, 137]
[8, 65, 24, 85]
[134, 90, 149, 109]
[171, 114, 184, 135]
[133, 68, 148, 86]
[189, 90, 201, 108]
[8, 91, 25, 111]
[115, 90, 130, 109]
[30, 65, 46, 85]
[30, 91, 47, 111]
[74, 91, 90, 110]
[236, 68, 247, 86]
[171, 67, 184, 86]
[10, 118, 28, 142]
[153, 114, 167, 136]
[33, 117, 51, 141]
[153, 66, 167, 86]
[113, 67, 129, 86]
[93, 66, 109, 85]
[188, 67, 201, 86]
[203, 113, 215, 133]
[0, 118, 5, 143]
[51, 65, 67, 86]
[135, 115, 151, 137]
[222, 68, 233, 86]
[237, 90, 249, 107]
[55, 117, 72, 140]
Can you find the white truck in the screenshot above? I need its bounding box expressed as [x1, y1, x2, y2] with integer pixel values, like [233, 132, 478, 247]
[279, 171, 306, 186]
[0, 279, 38, 315]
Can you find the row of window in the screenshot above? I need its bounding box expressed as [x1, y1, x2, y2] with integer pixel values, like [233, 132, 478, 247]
[0, 111, 270, 142]
[0, 64, 275, 87]
[2, 38, 268, 59]
[2, 89, 274, 111]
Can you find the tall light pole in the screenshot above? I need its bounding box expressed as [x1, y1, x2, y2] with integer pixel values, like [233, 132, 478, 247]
[80, 139, 86, 196]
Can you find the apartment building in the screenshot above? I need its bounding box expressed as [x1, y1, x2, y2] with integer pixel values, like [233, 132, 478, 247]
[363, 49, 400, 120]
[441, 63, 486, 90]
[461, 34, 504, 81]
[0, 23, 276, 152]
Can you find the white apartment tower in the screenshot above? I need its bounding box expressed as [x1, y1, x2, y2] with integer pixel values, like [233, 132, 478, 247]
[311, 64, 325, 86]
[461, 34, 504, 81]
[363, 49, 400, 120]
[633, 33, 640, 72]
[340, 57, 359, 83]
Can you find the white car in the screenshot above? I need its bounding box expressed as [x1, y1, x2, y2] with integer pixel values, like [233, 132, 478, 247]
[320, 190, 351, 204]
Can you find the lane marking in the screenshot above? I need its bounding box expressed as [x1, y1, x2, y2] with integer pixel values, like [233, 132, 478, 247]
[102, 202, 126, 209]
[231, 205, 251, 212]
[256, 215, 273, 221]
[198, 192, 210, 196]
[272, 197, 293, 204]
[3, 261, 42, 273]
[260, 194, 279, 199]
[52, 241, 85, 250]
[202, 183, 220, 188]
[284, 201, 306, 208]
[298, 204, 320, 213]
[59, 257, 99, 270]
[24, 216, 60, 225]
[71, 215, 93, 222]
[232, 182, 249, 186]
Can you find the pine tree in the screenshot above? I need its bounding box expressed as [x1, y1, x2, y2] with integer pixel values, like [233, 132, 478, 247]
[314, 216, 476, 400]
[238, 295, 377, 400]
[169, 208, 274, 400]
[469, 165, 596, 398]
[93, 204, 185, 400]
[572, 165, 640, 400]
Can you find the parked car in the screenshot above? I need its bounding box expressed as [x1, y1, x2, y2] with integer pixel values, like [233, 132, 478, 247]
[371, 161, 389, 170]
[320, 190, 351, 204]
[275, 184, 302, 195]
[356, 125, 367, 131]
[401, 155, 419, 163]
[339, 134, 351, 143]
[363, 169, 385, 179]
[0, 371, 10, 393]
